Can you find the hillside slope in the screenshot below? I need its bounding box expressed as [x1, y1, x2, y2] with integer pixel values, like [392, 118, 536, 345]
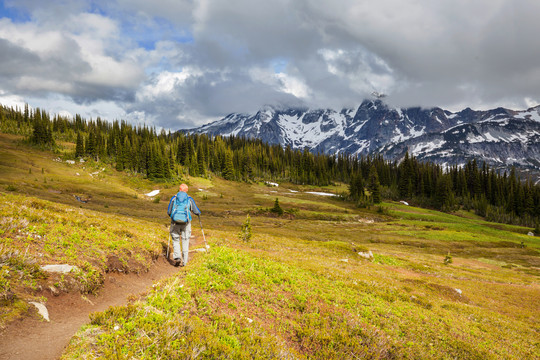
[0, 132, 539, 359]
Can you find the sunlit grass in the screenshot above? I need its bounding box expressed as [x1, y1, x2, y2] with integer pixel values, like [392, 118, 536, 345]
[0, 132, 538, 358]
[64, 245, 539, 359]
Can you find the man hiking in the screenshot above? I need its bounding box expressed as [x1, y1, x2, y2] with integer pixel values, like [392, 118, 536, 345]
[167, 183, 201, 266]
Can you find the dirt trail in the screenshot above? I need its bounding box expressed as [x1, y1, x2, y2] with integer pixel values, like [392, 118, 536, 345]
[0, 236, 205, 360]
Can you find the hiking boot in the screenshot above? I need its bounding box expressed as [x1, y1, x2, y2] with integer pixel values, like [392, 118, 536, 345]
[173, 258, 183, 267]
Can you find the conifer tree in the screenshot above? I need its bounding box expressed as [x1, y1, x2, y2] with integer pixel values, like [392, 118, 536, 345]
[86, 131, 96, 158]
[399, 152, 412, 198]
[368, 165, 381, 204]
[223, 150, 235, 180]
[197, 144, 206, 177]
[271, 198, 284, 215]
[435, 175, 454, 211]
[75, 132, 84, 158]
[349, 172, 364, 201]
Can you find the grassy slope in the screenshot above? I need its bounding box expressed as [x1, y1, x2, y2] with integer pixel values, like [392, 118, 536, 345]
[0, 133, 539, 358]
[0, 133, 179, 326]
[63, 182, 539, 358]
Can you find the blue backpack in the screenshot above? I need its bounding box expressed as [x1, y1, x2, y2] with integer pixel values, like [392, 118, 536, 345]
[168, 192, 191, 224]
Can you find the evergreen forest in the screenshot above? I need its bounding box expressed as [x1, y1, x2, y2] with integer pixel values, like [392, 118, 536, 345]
[1, 103, 539, 228]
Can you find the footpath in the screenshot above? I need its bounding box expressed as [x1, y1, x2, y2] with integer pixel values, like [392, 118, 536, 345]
[0, 236, 203, 360]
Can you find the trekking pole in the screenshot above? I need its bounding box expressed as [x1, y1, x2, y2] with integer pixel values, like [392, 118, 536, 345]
[166, 233, 171, 259]
[198, 215, 209, 250]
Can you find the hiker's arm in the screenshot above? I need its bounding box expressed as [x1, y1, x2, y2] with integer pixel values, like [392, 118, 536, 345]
[167, 196, 175, 216]
[190, 198, 201, 216]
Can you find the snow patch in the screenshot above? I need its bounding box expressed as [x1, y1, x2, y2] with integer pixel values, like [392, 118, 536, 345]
[145, 190, 160, 197]
[411, 139, 446, 156]
[410, 126, 426, 138]
[305, 191, 336, 197]
[466, 134, 485, 144]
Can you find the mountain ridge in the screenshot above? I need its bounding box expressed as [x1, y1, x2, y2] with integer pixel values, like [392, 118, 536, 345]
[187, 100, 540, 178]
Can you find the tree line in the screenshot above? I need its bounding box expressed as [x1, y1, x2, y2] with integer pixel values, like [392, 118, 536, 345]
[1, 103, 539, 228]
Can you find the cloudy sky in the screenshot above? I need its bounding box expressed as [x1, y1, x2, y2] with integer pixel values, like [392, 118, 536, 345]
[0, 0, 539, 129]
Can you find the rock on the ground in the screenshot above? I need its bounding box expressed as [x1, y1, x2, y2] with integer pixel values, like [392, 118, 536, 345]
[48, 286, 60, 296]
[41, 264, 78, 273]
[358, 250, 374, 260]
[29, 302, 50, 322]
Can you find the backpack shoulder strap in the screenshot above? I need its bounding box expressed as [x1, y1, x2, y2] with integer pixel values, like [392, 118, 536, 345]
[167, 195, 177, 215]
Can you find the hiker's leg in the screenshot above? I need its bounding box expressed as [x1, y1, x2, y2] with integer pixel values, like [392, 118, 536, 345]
[170, 223, 181, 260]
[181, 222, 191, 264]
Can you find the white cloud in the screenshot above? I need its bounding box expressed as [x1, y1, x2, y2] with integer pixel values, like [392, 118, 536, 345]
[249, 67, 311, 99]
[137, 68, 202, 100]
[318, 48, 395, 96]
[16, 76, 74, 93]
[275, 73, 311, 99]
[0, 91, 26, 109]
[0, 0, 539, 129]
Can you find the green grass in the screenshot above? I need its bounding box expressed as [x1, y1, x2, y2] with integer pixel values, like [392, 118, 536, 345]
[0, 132, 539, 358]
[63, 246, 539, 359]
[0, 191, 166, 327]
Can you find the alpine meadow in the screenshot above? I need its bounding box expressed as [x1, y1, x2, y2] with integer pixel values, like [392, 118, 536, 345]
[0, 104, 539, 359]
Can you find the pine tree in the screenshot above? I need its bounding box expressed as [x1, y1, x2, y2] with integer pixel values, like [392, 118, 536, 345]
[399, 152, 412, 198]
[435, 175, 454, 211]
[271, 198, 284, 216]
[368, 165, 381, 204]
[75, 132, 84, 158]
[190, 152, 199, 177]
[24, 103, 29, 123]
[86, 131, 96, 158]
[241, 153, 254, 181]
[115, 140, 125, 171]
[223, 150, 234, 180]
[197, 144, 206, 177]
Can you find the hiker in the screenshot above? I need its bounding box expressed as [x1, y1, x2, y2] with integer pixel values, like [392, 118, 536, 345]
[167, 183, 201, 266]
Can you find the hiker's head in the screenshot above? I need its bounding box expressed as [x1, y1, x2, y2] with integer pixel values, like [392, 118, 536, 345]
[179, 183, 188, 193]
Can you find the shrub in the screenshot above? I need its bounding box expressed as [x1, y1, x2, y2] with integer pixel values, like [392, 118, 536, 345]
[444, 253, 453, 265]
[376, 205, 389, 215]
[238, 215, 252, 242]
[270, 198, 283, 216]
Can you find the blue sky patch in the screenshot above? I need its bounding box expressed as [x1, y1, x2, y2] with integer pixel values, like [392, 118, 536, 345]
[272, 58, 288, 74]
[0, 2, 30, 23]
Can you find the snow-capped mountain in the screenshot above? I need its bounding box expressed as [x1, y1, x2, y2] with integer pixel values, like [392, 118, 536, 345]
[380, 107, 540, 174]
[187, 100, 540, 177]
